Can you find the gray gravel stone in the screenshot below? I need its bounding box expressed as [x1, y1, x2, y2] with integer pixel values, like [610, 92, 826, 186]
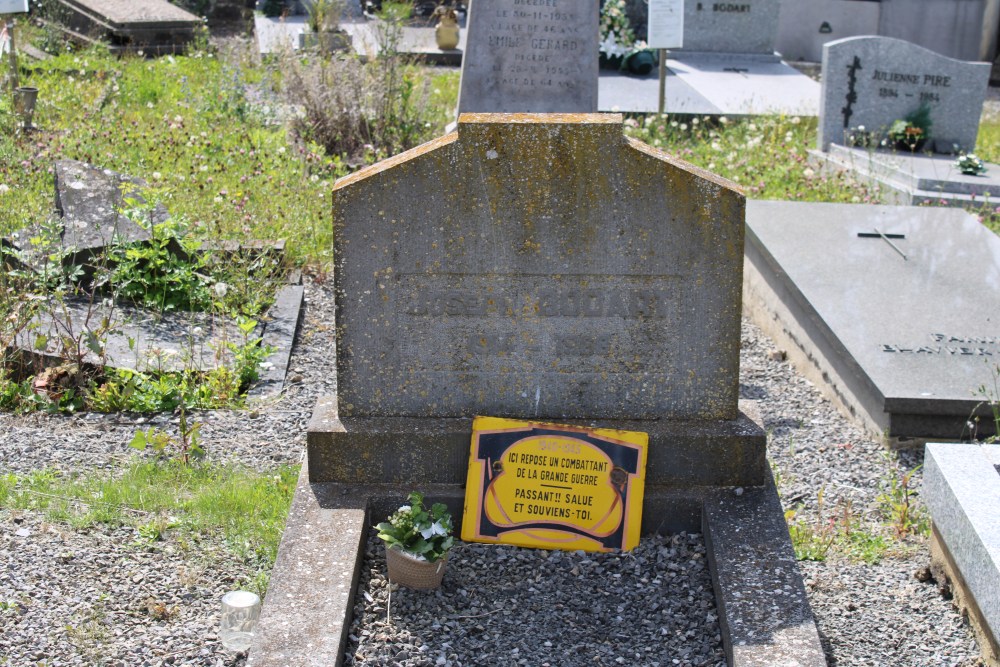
[0, 278, 988, 666]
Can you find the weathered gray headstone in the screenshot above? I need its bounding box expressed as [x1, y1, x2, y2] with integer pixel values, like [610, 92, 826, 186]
[818, 36, 990, 152]
[456, 0, 599, 113]
[680, 0, 781, 55]
[59, 0, 201, 54]
[744, 200, 1000, 441]
[333, 113, 744, 421]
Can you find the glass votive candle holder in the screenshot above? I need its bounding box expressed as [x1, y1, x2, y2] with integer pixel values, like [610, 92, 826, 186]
[219, 590, 261, 652]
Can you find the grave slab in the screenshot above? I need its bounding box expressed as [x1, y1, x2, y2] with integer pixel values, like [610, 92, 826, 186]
[809, 144, 1000, 208]
[54, 0, 202, 53]
[743, 200, 1000, 442]
[924, 443, 1000, 665]
[456, 0, 599, 113]
[818, 36, 990, 153]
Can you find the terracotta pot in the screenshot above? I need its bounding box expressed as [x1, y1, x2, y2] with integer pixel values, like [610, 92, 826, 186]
[385, 546, 448, 590]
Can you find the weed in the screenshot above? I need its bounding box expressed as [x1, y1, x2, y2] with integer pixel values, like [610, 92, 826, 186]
[877, 453, 930, 539]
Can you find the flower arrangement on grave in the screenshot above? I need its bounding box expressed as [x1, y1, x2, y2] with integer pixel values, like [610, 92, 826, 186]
[599, 0, 655, 75]
[376, 491, 454, 589]
[884, 104, 932, 152]
[845, 125, 877, 149]
[956, 153, 987, 176]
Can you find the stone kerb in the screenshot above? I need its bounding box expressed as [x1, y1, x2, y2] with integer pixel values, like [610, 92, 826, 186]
[818, 36, 990, 153]
[332, 113, 745, 422]
[456, 0, 599, 114]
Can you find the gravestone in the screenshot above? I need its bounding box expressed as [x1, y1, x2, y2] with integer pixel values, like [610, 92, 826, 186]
[456, 0, 599, 113]
[249, 114, 826, 667]
[924, 443, 1000, 666]
[743, 199, 1000, 442]
[818, 36, 990, 153]
[680, 0, 781, 56]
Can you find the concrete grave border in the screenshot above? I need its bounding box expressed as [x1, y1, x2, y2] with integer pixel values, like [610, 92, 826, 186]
[924, 443, 1000, 666]
[248, 399, 826, 667]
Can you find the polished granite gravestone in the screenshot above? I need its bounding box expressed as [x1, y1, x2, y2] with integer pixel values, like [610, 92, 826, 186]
[456, 0, 599, 113]
[743, 200, 1000, 442]
[250, 115, 825, 667]
[924, 443, 1000, 666]
[818, 36, 990, 153]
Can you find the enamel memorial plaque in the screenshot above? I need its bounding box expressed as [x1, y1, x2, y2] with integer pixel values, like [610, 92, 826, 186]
[462, 416, 648, 552]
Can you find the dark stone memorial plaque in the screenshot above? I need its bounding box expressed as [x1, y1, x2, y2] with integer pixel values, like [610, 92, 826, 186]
[744, 200, 1000, 440]
[457, 0, 599, 113]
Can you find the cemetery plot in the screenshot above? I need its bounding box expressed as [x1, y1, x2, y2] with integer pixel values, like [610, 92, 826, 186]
[1, 160, 302, 405]
[744, 199, 1000, 441]
[256, 114, 823, 667]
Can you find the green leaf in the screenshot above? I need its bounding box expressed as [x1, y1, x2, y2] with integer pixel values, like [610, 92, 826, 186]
[129, 431, 148, 451]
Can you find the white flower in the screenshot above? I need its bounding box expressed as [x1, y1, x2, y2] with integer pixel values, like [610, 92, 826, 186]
[791, 116, 801, 125]
[152, 172, 162, 181]
[0, 184, 8, 195]
[214, 282, 228, 298]
[397, 505, 410, 514]
[192, 326, 203, 336]
[803, 167, 815, 179]
[419, 521, 448, 539]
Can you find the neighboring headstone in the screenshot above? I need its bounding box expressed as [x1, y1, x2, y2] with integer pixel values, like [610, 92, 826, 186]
[332, 114, 744, 421]
[924, 443, 1000, 666]
[818, 36, 991, 153]
[680, 0, 781, 55]
[58, 0, 202, 55]
[743, 199, 1000, 441]
[456, 0, 599, 113]
[8, 160, 161, 272]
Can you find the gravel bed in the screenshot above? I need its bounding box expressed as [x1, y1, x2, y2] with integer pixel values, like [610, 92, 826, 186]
[345, 532, 724, 667]
[0, 277, 988, 666]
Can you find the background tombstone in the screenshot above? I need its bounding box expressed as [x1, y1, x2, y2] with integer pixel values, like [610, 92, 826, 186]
[456, 0, 599, 113]
[679, 0, 782, 57]
[818, 36, 990, 153]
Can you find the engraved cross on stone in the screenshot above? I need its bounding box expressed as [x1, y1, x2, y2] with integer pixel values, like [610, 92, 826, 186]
[857, 228, 907, 261]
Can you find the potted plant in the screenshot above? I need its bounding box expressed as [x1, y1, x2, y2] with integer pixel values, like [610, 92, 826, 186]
[884, 104, 932, 152]
[598, 0, 655, 76]
[956, 153, 986, 176]
[376, 491, 454, 590]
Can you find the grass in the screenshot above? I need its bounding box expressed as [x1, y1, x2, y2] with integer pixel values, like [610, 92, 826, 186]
[0, 462, 298, 594]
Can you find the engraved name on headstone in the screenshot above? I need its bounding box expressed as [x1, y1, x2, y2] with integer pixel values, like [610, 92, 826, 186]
[819, 36, 990, 152]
